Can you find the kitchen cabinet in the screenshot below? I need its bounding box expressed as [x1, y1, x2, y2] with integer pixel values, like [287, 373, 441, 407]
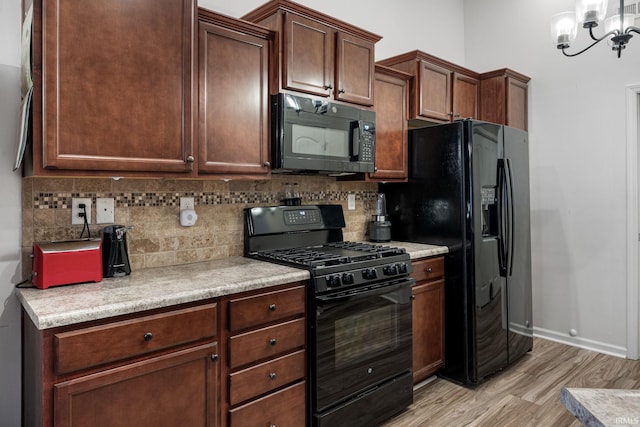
[23, 303, 220, 427]
[377, 50, 479, 125]
[221, 284, 307, 427]
[411, 256, 445, 384]
[479, 68, 530, 131]
[197, 10, 273, 178]
[242, 0, 381, 106]
[368, 65, 411, 181]
[30, 0, 197, 176]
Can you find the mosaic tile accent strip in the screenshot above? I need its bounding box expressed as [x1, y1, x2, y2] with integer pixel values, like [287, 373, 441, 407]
[33, 190, 379, 209]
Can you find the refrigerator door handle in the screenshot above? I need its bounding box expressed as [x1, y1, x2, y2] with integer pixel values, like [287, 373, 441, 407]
[506, 158, 515, 276]
[497, 159, 508, 276]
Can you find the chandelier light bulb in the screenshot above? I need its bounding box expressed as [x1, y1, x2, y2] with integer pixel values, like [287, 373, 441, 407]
[551, 12, 578, 48]
[576, 0, 608, 27]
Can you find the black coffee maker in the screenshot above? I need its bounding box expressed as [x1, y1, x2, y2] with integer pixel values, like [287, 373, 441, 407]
[102, 225, 132, 277]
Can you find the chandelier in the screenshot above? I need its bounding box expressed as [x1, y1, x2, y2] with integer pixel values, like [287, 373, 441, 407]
[551, 0, 640, 57]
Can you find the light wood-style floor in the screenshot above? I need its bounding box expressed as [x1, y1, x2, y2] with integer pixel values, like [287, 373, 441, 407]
[382, 338, 640, 426]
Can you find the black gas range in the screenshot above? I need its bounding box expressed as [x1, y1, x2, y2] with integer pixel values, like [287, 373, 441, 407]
[244, 204, 414, 427]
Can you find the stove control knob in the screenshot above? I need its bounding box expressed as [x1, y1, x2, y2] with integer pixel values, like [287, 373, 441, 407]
[327, 274, 342, 287]
[383, 264, 398, 276]
[362, 268, 378, 280]
[342, 272, 355, 284]
[396, 263, 408, 274]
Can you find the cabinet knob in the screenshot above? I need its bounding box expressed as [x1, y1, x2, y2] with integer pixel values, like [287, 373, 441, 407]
[269, 372, 277, 380]
[269, 338, 277, 346]
[410, 295, 416, 301]
[426, 267, 433, 273]
[338, 89, 345, 94]
[270, 425, 277, 427]
[268, 303, 277, 312]
[324, 84, 333, 90]
[263, 161, 271, 168]
[186, 155, 195, 163]
[143, 332, 153, 341]
[211, 354, 219, 361]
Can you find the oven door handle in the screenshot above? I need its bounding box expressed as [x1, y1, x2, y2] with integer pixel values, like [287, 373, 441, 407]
[316, 278, 415, 305]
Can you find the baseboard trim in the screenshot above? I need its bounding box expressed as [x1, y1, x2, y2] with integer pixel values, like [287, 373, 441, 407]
[533, 327, 627, 359]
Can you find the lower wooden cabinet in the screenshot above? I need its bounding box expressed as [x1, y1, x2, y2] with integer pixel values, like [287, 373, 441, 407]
[223, 284, 307, 427]
[54, 343, 219, 427]
[411, 256, 445, 383]
[23, 303, 220, 427]
[229, 381, 306, 426]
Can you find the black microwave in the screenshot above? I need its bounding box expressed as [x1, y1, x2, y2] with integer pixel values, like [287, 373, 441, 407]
[271, 93, 375, 174]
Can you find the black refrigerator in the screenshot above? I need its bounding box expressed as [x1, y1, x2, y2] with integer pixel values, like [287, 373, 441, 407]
[381, 119, 533, 386]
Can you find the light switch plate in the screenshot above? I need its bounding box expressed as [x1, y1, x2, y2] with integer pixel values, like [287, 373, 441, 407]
[347, 194, 356, 210]
[96, 198, 115, 224]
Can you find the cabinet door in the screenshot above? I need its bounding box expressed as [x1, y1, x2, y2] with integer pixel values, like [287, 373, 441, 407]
[198, 21, 270, 176]
[418, 60, 452, 122]
[54, 343, 219, 427]
[370, 70, 408, 181]
[39, 0, 195, 173]
[335, 32, 375, 106]
[507, 77, 528, 131]
[283, 13, 334, 97]
[452, 72, 479, 120]
[412, 279, 445, 384]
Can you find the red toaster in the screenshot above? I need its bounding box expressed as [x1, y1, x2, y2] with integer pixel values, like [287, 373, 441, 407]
[32, 239, 103, 289]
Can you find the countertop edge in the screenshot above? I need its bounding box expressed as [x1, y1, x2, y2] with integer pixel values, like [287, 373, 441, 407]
[17, 242, 448, 330]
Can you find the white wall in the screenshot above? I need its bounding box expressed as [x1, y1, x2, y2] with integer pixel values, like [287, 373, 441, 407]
[464, 0, 640, 355]
[0, 0, 23, 425]
[198, 0, 467, 63]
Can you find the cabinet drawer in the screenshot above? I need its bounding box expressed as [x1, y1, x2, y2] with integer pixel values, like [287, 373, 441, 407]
[228, 285, 305, 332]
[412, 256, 445, 282]
[55, 304, 217, 374]
[229, 318, 305, 368]
[229, 349, 305, 406]
[229, 381, 306, 427]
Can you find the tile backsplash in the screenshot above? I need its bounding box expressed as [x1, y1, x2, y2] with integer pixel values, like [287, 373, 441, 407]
[22, 176, 379, 278]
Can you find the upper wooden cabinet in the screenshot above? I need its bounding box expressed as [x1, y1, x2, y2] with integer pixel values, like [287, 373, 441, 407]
[378, 50, 479, 125]
[242, 0, 381, 106]
[197, 9, 273, 178]
[368, 65, 411, 182]
[31, 0, 197, 176]
[479, 69, 530, 131]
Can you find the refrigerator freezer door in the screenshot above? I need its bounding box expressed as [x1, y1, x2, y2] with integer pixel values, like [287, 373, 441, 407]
[503, 125, 534, 363]
[470, 121, 509, 382]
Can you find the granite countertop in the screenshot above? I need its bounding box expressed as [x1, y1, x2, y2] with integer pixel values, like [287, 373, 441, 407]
[16, 241, 447, 331]
[561, 387, 640, 426]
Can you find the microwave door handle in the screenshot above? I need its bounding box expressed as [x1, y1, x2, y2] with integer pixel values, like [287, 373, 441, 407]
[350, 120, 361, 160]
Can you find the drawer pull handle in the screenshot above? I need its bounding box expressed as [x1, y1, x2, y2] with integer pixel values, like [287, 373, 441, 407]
[268, 303, 277, 312]
[143, 332, 153, 342]
[426, 267, 433, 273]
[269, 338, 277, 346]
[269, 372, 277, 380]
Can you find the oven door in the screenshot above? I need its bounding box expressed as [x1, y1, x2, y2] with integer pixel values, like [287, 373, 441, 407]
[311, 277, 414, 412]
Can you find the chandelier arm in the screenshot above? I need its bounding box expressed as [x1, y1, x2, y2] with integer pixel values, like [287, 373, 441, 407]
[588, 26, 599, 41]
[627, 26, 640, 35]
[561, 30, 618, 57]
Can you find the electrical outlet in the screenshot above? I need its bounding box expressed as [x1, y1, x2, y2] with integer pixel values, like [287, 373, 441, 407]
[180, 197, 195, 211]
[71, 198, 92, 225]
[96, 198, 115, 224]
